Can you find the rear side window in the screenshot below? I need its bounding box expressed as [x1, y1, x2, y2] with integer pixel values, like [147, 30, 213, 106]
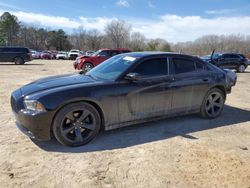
[239, 54, 246, 59]
[133, 58, 168, 76]
[99, 51, 110, 57]
[222, 54, 231, 59]
[173, 58, 196, 74]
[1, 47, 28, 53]
[230, 54, 240, 59]
[2, 48, 11, 52]
[195, 61, 204, 71]
[111, 51, 119, 56]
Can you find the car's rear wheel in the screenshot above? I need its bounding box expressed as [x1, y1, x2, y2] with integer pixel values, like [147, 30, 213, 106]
[82, 62, 94, 73]
[200, 88, 225, 119]
[14, 57, 24, 65]
[237, 64, 246, 73]
[52, 102, 101, 147]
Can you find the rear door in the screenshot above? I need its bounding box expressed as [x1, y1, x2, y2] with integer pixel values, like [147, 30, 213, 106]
[219, 54, 232, 68]
[170, 56, 211, 113]
[229, 54, 241, 68]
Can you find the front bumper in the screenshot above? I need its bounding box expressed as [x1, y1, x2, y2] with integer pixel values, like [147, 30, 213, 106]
[11, 90, 53, 141]
[73, 61, 83, 70]
[14, 109, 53, 141]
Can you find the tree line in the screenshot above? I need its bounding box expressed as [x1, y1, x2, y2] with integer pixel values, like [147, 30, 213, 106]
[0, 12, 249, 57]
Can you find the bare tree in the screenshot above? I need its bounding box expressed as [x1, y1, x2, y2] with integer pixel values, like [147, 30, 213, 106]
[129, 32, 146, 51]
[105, 20, 131, 48]
[172, 34, 250, 58]
[146, 38, 171, 51]
[69, 26, 87, 50]
[86, 29, 104, 50]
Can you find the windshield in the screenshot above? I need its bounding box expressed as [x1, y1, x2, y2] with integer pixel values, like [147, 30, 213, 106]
[202, 53, 221, 59]
[86, 55, 137, 80]
[70, 50, 79, 53]
[91, 50, 101, 56]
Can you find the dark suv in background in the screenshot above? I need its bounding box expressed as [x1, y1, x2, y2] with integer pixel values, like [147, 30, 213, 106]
[202, 52, 248, 73]
[0, 47, 32, 64]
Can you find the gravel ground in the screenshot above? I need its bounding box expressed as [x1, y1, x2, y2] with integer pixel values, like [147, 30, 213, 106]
[0, 60, 250, 188]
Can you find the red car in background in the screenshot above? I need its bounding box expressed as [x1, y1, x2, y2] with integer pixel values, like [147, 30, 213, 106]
[74, 48, 131, 72]
[40, 51, 54, 59]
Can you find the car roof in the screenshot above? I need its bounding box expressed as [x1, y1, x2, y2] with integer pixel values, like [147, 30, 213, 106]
[123, 51, 195, 59]
[0, 46, 28, 49]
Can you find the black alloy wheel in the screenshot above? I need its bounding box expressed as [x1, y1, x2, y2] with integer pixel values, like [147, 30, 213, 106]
[53, 102, 101, 146]
[201, 88, 225, 119]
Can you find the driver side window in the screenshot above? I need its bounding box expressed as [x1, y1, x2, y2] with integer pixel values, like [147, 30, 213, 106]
[99, 51, 110, 57]
[133, 58, 168, 76]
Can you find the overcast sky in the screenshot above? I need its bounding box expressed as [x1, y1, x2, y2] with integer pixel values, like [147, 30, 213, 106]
[1, 0, 250, 43]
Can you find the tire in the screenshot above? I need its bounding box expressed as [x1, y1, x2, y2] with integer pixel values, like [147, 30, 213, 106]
[82, 62, 94, 73]
[14, 57, 24, 65]
[237, 64, 246, 73]
[200, 88, 225, 119]
[52, 102, 101, 147]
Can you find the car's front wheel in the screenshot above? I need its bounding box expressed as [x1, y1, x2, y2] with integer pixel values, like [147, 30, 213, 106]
[82, 62, 94, 73]
[52, 102, 101, 147]
[200, 88, 225, 119]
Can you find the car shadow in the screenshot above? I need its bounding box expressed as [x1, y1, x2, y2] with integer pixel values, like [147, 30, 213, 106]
[33, 105, 250, 153]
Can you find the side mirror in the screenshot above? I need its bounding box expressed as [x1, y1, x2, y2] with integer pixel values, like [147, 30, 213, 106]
[124, 73, 140, 81]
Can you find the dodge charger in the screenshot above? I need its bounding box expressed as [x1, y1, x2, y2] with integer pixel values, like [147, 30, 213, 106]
[11, 52, 237, 147]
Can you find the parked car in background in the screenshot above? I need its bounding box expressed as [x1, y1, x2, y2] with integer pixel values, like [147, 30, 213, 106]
[85, 50, 95, 56]
[68, 49, 80, 60]
[0, 46, 32, 64]
[50, 51, 57, 59]
[56, 51, 68, 60]
[74, 48, 131, 72]
[40, 51, 53, 59]
[79, 51, 85, 55]
[202, 52, 248, 73]
[31, 50, 40, 59]
[11, 52, 237, 146]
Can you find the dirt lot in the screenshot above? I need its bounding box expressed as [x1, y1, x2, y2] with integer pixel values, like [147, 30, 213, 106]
[0, 60, 250, 188]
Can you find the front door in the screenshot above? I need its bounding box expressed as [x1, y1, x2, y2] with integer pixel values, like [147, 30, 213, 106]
[96, 50, 111, 65]
[117, 57, 173, 123]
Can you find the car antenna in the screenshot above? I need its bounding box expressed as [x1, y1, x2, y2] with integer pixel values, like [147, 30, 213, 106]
[211, 49, 215, 60]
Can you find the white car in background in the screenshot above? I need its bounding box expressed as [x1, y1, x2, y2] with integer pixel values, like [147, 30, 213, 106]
[56, 51, 68, 60]
[68, 49, 80, 60]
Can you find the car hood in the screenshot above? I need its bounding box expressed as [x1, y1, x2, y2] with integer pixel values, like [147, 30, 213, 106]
[20, 74, 95, 96]
[79, 55, 91, 58]
[80, 56, 98, 61]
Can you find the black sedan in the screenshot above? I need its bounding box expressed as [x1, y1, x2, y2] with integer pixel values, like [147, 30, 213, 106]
[11, 52, 237, 147]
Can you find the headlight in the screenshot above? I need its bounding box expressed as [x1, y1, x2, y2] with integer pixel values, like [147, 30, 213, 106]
[23, 100, 46, 112]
